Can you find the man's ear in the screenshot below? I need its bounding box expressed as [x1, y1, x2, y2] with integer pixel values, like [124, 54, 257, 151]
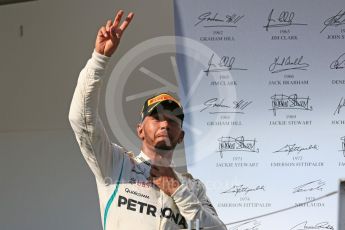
[137, 123, 144, 140]
[178, 130, 185, 144]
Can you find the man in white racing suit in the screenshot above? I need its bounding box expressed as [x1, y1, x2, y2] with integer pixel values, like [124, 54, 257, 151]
[68, 9, 227, 230]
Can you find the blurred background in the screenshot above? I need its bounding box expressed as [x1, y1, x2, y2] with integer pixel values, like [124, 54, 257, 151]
[0, 0, 177, 229]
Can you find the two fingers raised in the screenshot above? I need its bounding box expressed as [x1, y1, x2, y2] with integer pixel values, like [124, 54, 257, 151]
[98, 10, 134, 39]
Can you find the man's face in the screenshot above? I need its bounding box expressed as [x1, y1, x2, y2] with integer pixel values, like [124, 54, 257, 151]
[137, 110, 184, 151]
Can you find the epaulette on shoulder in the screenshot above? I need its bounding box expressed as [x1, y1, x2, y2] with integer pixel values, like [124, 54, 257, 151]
[181, 172, 194, 180]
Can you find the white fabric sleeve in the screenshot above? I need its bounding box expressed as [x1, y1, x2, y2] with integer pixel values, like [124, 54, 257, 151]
[171, 180, 227, 229]
[68, 50, 123, 184]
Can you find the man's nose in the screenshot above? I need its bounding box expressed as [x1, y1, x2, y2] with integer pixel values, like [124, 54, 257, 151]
[159, 119, 169, 129]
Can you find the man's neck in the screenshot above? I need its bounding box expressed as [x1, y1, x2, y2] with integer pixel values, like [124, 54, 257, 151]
[141, 145, 174, 165]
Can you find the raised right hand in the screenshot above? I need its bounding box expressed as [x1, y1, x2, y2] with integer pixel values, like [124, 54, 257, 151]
[95, 10, 134, 57]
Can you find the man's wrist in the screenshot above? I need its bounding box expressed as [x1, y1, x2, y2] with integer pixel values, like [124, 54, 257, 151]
[90, 50, 111, 70]
[170, 182, 184, 197]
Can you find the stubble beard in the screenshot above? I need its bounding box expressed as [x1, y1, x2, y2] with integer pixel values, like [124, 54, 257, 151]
[154, 138, 176, 151]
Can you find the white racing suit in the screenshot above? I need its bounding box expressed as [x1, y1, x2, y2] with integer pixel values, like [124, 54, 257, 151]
[68, 51, 227, 230]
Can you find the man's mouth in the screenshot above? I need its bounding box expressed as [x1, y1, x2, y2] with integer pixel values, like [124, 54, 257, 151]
[156, 132, 169, 138]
